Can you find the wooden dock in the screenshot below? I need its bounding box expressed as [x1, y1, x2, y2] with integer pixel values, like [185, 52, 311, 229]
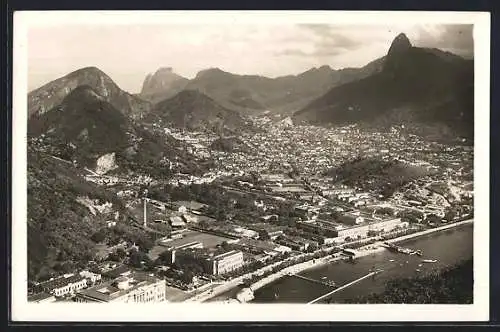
[307, 270, 383, 304]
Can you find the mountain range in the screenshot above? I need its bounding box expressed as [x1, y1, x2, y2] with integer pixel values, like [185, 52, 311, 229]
[28, 85, 202, 176]
[139, 61, 384, 114]
[28, 32, 473, 141]
[293, 33, 474, 140]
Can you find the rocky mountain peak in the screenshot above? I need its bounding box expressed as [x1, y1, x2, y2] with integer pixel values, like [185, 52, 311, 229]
[141, 67, 187, 95]
[156, 67, 173, 74]
[387, 33, 412, 56]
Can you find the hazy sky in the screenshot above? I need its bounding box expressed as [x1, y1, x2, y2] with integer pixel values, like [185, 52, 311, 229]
[28, 23, 473, 93]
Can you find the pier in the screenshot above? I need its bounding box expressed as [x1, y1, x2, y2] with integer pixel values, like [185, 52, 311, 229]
[289, 273, 336, 288]
[381, 242, 422, 256]
[307, 270, 383, 304]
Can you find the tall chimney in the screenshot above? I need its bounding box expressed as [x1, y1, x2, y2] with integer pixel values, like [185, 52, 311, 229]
[143, 198, 147, 228]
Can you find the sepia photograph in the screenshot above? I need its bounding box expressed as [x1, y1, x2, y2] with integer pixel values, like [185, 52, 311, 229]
[11, 10, 490, 321]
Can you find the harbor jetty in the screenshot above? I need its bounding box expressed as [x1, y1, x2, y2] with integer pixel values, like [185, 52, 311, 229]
[307, 269, 383, 304]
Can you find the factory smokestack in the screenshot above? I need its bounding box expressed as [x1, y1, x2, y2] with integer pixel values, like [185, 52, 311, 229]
[142, 189, 148, 228]
[143, 198, 147, 228]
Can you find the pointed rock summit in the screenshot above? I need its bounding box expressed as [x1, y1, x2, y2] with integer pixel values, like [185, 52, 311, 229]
[140, 67, 188, 95]
[387, 33, 412, 56]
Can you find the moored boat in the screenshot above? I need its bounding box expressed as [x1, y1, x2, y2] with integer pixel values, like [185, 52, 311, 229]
[422, 259, 437, 263]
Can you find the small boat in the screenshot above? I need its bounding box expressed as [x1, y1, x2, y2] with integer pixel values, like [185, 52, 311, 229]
[389, 259, 395, 262]
[418, 264, 423, 267]
[422, 259, 438, 263]
[416, 269, 421, 272]
[321, 276, 327, 280]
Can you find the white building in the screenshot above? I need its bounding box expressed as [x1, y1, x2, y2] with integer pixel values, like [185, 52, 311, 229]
[37, 273, 89, 297]
[208, 250, 244, 275]
[79, 270, 102, 284]
[337, 218, 407, 240]
[75, 273, 166, 303]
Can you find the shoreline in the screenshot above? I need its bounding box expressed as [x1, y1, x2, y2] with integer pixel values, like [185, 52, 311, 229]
[351, 219, 473, 259]
[233, 219, 473, 303]
[235, 255, 339, 303]
[193, 219, 473, 303]
[385, 219, 473, 244]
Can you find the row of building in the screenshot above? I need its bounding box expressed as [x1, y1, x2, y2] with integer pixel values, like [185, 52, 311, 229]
[28, 270, 103, 303]
[29, 268, 167, 304]
[297, 217, 408, 242]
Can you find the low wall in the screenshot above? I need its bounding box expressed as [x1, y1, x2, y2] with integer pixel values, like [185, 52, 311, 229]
[386, 219, 473, 244]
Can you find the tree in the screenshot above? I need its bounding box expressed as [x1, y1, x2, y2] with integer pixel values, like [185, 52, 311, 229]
[258, 230, 270, 241]
[377, 207, 394, 217]
[425, 214, 442, 225]
[221, 241, 230, 250]
[399, 209, 424, 224]
[181, 270, 195, 284]
[128, 248, 150, 268]
[90, 229, 106, 243]
[108, 247, 127, 262]
[444, 208, 458, 222]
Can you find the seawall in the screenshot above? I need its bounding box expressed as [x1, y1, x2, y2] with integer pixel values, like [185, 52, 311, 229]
[385, 219, 473, 244]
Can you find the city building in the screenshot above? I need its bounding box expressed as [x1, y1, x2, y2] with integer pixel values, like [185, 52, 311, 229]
[297, 218, 407, 241]
[101, 264, 131, 280]
[275, 237, 309, 251]
[339, 212, 365, 225]
[75, 273, 166, 303]
[232, 227, 259, 239]
[172, 200, 208, 214]
[206, 250, 244, 275]
[322, 187, 355, 196]
[169, 216, 187, 229]
[295, 204, 320, 220]
[336, 218, 408, 241]
[35, 273, 88, 297]
[296, 219, 339, 237]
[79, 270, 102, 284]
[160, 241, 204, 265]
[174, 248, 244, 276]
